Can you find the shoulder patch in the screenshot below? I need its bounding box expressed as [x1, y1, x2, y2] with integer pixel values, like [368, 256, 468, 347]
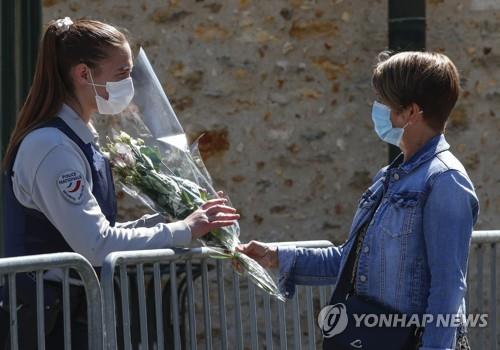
[57, 170, 86, 204]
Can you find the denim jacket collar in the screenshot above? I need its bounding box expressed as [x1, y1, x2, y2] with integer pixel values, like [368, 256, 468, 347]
[389, 133, 449, 174]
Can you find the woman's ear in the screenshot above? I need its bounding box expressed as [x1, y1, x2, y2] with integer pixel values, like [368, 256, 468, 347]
[406, 103, 423, 125]
[71, 63, 90, 87]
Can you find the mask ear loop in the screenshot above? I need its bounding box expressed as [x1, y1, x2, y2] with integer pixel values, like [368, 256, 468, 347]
[87, 69, 107, 93]
[402, 109, 423, 130]
[88, 69, 99, 97]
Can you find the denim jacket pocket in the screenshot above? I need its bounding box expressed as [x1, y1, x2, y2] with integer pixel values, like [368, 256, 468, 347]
[358, 176, 386, 209]
[381, 191, 422, 238]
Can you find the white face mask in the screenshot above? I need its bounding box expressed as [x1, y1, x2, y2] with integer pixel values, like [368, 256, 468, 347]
[88, 70, 134, 115]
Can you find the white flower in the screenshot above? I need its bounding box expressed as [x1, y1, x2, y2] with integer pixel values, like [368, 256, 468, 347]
[114, 143, 135, 167]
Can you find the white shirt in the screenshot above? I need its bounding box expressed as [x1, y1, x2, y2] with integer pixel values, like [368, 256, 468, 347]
[12, 104, 191, 267]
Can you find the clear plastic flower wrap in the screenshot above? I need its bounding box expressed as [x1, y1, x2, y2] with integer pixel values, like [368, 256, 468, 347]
[102, 48, 284, 301]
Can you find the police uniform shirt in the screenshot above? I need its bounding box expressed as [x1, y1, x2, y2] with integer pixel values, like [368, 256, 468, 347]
[11, 103, 192, 267]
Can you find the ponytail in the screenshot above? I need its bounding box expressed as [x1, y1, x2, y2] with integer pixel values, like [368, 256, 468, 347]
[3, 18, 126, 169]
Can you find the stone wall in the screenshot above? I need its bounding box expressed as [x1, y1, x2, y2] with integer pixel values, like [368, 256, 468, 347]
[427, 0, 500, 230]
[42, 0, 500, 242]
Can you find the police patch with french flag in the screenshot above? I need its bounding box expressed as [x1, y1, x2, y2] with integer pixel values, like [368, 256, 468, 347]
[57, 170, 85, 204]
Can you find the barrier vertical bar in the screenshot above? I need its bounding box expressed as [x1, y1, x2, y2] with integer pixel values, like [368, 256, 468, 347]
[136, 264, 149, 350]
[263, 293, 273, 350]
[153, 263, 165, 350]
[201, 259, 212, 349]
[8, 273, 18, 350]
[119, 264, 132, 350]
[278, 300, 287, 350]
[305, 287, 316, 349]
[232, 271, 243, 350]
[186, 260, 197, 350]
[216, 261, 228, 350]
[36, 270, 45, 350]
[168, 262, 180, 350]
[490, 243, 497, 350]
[292, 288, 301, 350]
[319, 286, 327, 308]
[62, 268, 72, 350]
[477, 245, 484, 349]
[248, 281, 258, 350]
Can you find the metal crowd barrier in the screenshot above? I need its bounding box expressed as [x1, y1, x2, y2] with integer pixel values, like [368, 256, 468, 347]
[468, 230, 499, 350]
[100, 240, 334, 350]
[0, 252, 103, 350]
[100, 234, 499, 350]
[0, 232, 497, 350]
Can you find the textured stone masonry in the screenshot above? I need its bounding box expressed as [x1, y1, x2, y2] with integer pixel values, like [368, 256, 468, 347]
[43, 1, 500, 347]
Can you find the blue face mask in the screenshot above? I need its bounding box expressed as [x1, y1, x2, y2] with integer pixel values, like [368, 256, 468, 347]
[371, 101, 408, 147]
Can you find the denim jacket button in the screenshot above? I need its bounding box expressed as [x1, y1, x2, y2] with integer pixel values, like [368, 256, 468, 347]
[393, 173, 400, 180]
[363, 246, 369, 253]
[359, 275, 367, 282]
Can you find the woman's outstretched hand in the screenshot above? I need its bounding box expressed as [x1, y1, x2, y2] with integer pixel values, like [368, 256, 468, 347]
[236, 240, 279, 269]
[183, 191, 240, 240]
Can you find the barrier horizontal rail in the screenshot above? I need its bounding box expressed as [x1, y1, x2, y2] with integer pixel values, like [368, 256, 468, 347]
[471, 230, 500, 243]
[0, 252, 103, 350]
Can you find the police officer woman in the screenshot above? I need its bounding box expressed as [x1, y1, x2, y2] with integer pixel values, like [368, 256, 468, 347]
[1, 17, 239, 349]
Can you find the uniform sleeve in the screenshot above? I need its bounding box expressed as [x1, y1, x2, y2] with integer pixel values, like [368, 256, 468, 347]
[115, 213, 166, 229]
[28, 144, 192, 266]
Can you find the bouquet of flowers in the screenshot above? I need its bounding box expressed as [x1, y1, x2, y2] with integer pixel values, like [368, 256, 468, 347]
[105, 131, 239, 250]
[104, 57, 284, 302]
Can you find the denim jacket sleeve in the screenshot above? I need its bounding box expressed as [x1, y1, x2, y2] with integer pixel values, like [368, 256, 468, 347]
[277, 245, 343, 298]
[419, 170, 479, 350]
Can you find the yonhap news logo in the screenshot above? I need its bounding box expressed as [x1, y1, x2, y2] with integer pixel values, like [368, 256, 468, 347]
[318, 303, 488, 338]
[318, 303, 349, 338]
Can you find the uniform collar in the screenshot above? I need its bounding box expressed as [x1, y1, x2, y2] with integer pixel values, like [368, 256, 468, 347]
[389, 133, 450, 173]
[57, 103, 98, 144]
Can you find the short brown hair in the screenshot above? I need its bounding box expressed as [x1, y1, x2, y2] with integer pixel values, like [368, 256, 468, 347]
[371, 51, 460, 131]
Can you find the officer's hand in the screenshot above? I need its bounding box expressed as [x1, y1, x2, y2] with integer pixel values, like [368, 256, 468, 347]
[183, 196, 240, 240]
[236, 240, 279, 269]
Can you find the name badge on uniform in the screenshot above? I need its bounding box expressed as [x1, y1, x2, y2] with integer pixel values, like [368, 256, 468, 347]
[57, 170, 85, 204]
[92, 148, 105, 172]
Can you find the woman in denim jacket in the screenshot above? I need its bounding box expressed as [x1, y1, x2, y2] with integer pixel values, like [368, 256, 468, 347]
[238, 51, 479, 350]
